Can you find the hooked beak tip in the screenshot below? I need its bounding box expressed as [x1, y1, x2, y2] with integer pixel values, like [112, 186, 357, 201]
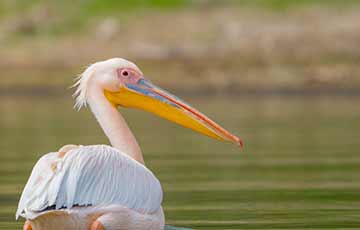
[232, 136, 243, 148]
[238, 139, 244, 148]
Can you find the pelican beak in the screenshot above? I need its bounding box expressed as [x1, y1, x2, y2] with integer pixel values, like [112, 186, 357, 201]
[104, 78, 243, 147]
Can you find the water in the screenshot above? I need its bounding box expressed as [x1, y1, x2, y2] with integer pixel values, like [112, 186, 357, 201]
[0, 95, 359, 229]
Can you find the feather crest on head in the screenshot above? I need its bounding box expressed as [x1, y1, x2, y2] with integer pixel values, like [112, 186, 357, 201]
[72, 64, 97, 110]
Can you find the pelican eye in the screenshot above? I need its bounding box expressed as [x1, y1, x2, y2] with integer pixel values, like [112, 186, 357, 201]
[121, 70, 129, 77]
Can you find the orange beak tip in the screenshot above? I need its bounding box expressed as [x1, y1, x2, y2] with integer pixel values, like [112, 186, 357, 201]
[236, 138, 244, 149]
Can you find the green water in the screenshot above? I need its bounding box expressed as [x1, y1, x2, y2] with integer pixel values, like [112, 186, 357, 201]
[0, 95, 359, 229]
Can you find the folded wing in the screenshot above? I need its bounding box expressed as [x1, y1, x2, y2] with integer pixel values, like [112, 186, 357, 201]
[16, 145, 163, 219]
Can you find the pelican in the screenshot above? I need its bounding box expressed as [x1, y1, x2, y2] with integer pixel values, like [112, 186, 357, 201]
[16, 58, 242, 230]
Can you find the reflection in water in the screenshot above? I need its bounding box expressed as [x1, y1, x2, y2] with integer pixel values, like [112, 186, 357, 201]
[0, 96, 360, 229]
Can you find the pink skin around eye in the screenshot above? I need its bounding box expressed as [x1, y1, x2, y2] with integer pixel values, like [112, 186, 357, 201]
[116, 68, 143, 85]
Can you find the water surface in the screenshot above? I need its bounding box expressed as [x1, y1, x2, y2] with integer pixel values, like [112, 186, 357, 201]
[0, 95, 359, 229]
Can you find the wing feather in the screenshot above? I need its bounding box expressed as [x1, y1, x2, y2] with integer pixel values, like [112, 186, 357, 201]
[16, 145, 163, 219]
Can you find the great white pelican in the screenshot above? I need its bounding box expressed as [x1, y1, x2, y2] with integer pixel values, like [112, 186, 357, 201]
[16, 58, 242, 230]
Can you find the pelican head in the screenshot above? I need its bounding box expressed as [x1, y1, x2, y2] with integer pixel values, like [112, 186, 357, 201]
[74, 58, 242, 146]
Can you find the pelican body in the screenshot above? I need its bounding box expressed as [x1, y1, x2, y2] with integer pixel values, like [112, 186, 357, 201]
[17, 58, 242, 230]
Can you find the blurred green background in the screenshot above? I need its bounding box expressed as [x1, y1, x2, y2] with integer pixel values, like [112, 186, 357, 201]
[1, 1, 360, 229]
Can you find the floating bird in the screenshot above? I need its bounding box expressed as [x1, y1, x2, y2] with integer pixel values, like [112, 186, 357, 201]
[17, 58, 242, 230]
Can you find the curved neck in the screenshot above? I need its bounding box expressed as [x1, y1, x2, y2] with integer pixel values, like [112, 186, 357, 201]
[86, 83, 145, 164]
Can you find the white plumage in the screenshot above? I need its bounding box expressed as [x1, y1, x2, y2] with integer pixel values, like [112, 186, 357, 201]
[17, 58, 238, 230]
[17, 145, 163, 221]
